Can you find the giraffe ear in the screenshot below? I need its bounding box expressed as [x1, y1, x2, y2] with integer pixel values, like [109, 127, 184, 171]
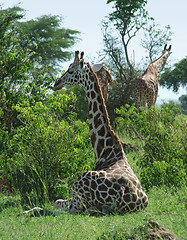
[80, 51, 84, 68]
[80, 51, 84, 60]
[74, 50, 80, 62]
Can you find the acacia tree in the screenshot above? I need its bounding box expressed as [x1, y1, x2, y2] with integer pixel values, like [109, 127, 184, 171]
[0, 6, 80, 132]
[2, 6, 80, 71]
[19, 14, 80, 70]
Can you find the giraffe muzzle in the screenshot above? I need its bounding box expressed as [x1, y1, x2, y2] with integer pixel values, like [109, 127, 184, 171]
[53, 76, 64, 91]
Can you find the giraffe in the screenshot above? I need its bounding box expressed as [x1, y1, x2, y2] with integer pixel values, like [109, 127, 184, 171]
[92, 63, 112, 103]
[52, 51, 148, 214]
[92, 63, 133, 151]
[133, 44, 172, 108]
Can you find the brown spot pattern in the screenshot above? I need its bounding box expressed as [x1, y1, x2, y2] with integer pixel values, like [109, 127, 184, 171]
[97, 139, 104, 156]
[91, 132, 96, 147]
[93, 101, 98, 113]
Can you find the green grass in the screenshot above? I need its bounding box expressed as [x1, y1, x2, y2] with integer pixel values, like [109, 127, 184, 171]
[0, 149, 186, 239]
[0, 150, 186, 239]
[0, 185, 186, 239]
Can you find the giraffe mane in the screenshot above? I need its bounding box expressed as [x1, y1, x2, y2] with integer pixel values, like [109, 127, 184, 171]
[88, 63, 123, 151]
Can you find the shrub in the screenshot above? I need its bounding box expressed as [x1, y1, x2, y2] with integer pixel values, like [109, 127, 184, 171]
[116, 103, 187, 189]
[7, 92, 94, 204]
[0, 195, 21, 211]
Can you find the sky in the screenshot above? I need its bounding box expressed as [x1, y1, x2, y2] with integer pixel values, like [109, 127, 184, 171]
[2, 0, 187, 103]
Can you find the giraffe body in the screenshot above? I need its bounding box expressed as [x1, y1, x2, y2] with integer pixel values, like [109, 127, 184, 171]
[134, 45, 171, 108]
[53, 51, 148, 214]
[92, 64, 112, 103]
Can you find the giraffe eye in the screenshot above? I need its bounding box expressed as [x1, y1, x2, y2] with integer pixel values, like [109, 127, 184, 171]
[68, 69, 73, 74]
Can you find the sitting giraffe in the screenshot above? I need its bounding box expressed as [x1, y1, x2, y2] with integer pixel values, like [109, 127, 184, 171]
[92, 63, 112, 103]
[134, 44, 172, 108]
[52, 51, 148, 214]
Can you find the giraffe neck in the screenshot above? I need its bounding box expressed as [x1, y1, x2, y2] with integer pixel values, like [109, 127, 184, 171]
[149, 51, 170, 73]
[84, 64, 126, 170]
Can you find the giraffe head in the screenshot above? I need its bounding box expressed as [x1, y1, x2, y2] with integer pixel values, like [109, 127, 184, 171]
[160, 44, 172, 66]
[53, 51, 88, 90]
[163, 44, 172, 55]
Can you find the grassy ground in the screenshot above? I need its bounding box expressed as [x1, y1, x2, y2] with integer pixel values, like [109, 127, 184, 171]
[0, 187, 186, 239]
[0, 186, 186, 239]
[0, 152, 186, 239]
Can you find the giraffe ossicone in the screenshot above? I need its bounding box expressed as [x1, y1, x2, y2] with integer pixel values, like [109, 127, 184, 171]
[133, 44, 172, 108]
[52, 51, 148, 214]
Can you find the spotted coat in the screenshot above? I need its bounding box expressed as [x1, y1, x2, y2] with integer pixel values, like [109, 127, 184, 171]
[53, 51, 148, 214]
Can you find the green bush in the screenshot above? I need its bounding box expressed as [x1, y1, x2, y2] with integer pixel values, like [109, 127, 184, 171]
[6, 92, 94, 204]
[0, 195, 21, 211]
[116, 103, 187, 189]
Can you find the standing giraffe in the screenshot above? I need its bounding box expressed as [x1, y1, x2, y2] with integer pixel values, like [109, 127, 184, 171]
[134, 44, 171, 108]
[92, 63, 112, 103]
[52, 51, 148, 214]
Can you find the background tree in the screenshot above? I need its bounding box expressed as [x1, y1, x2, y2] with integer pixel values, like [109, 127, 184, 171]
[140, 21, 173, 62]
[10, 93, 94, 203]
[0, 6, 80, 132]
[159, 57, 187, 92]
[19, 14, 80, 70]
[0, 6, 33, 132]
[179, 95, 187, 115]
[105, 0, 148, 70]
[0, 6, 80, 194]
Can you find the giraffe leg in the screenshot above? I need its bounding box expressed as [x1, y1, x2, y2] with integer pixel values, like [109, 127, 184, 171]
[153, 94, 157, 106]
[142, 98, 147, 108]
[22, 198, 72, 216]
[23, 206, 66, 216]
[147, 88, 156, 108]
[147, 97, 155, 108]
[54, 199, 71, 211]
[68, 193, 86, 214]
[134, 94, 141, 108]
[154, 85, 158, 105]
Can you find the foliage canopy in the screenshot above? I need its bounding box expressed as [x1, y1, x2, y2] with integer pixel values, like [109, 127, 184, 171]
[19, 14, 80, 69]
[159, 57, 187, 92]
